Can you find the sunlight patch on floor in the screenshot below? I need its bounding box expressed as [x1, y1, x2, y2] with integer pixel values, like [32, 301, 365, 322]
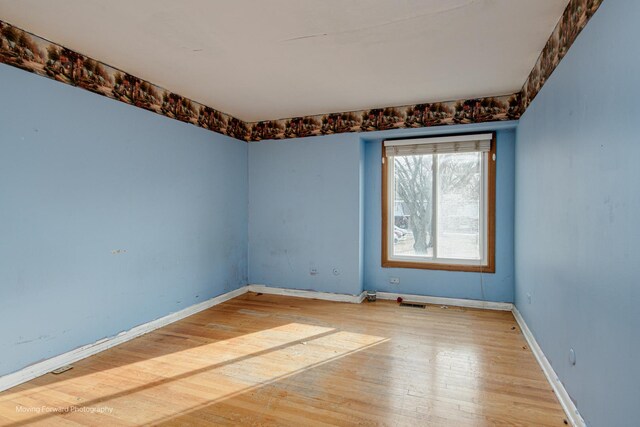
[0, 322, 387, 426]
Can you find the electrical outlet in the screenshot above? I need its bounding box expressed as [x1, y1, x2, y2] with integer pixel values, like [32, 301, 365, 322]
[310, 268, 318, 276]
[332, 268, 340, 276]
[389, 277, 400, 285]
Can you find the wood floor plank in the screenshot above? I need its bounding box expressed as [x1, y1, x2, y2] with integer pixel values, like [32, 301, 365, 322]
[0, 293, 568, 426]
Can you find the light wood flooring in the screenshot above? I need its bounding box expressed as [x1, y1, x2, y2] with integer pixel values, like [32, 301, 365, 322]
[0, 292, 568, 426]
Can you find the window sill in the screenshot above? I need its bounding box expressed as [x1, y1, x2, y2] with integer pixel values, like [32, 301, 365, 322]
[382, 259, 495, 273]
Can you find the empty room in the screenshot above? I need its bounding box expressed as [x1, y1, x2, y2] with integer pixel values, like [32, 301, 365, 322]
[0, 0, 637, 425]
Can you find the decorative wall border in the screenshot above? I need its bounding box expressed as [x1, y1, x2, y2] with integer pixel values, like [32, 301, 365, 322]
[0, 20, 249, 140]
[520, 0, 604, 110]
[1, 1, 603, 143]
[245, 94, 521, 141]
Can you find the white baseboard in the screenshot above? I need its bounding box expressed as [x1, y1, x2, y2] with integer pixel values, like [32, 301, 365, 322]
[512, 307, 585, 427]
[248, 284, 366, 304]
[376, 291, 513, 311]
[0, 285, 250, 393]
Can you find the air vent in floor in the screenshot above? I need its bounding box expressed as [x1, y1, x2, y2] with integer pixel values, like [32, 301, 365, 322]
[399, 302, 426, 309]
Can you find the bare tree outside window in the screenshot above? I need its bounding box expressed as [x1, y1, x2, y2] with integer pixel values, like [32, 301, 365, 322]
[394, 155, 433, 255]
[393, 153, 482, 259]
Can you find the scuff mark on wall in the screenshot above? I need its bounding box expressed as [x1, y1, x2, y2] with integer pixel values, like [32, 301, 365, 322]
[16, 335, 50, 345]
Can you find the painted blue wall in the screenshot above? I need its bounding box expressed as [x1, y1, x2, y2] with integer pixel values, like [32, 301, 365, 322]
[363, 124, 516, 302]
[248, 122, 516, 301]
[514, 1, 640, 425]
[248, 133, 363, 296]
[0, 64, 248, 376]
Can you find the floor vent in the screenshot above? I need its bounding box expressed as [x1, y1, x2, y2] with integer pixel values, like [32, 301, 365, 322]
[399, 302, 426, 309]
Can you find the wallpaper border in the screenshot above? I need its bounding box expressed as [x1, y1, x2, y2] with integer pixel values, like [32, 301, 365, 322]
[1, 1, 603, 143]
[520, 0, 604, 110]
[246, 94, 521, 141]
[0, 20, 249, 140]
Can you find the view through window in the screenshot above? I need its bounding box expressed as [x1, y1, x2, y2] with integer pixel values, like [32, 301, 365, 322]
[383, 133, 495, 272]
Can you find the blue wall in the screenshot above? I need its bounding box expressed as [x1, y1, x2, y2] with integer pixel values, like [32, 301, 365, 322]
[0, 64, 248, 376]
[248, 134, 364, 296]
[363, 124, 516, 302]
[248, 122, 516, 301]
[514, 1, 640, 425]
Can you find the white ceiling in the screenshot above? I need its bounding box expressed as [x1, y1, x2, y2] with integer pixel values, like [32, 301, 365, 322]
[0, 0, 568, 122]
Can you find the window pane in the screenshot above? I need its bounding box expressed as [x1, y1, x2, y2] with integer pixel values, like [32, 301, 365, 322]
[436, 152, 482, 260]
[393, 155, 433, 258]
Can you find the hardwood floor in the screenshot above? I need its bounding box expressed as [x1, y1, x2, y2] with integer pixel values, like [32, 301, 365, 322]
[0, 293, 567, 426]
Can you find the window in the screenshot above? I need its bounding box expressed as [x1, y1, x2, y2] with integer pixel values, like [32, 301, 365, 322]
[382, 133, 496, 272]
